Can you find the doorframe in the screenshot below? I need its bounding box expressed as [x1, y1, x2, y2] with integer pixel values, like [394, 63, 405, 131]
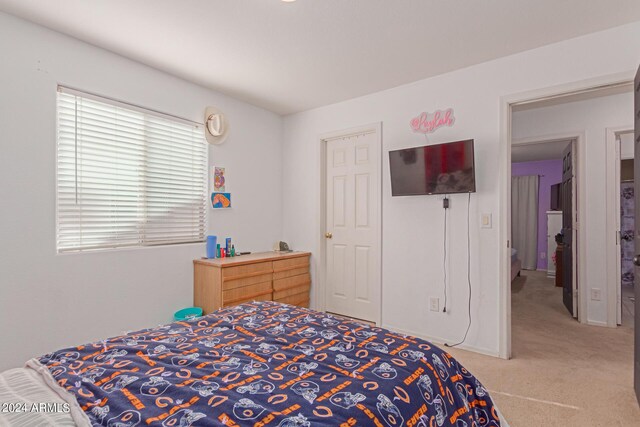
[499, 71, 635, 359]
[511, 134, 579, 307]
[605, 126, 635, 327]
[317, 122, 383, 325]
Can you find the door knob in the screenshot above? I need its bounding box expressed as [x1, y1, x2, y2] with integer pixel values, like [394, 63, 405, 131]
[325, 232, 333, 239]
[634, 255, 640, 267]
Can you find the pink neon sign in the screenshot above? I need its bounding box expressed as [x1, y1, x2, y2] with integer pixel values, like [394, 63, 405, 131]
[410, 108, 455, 134]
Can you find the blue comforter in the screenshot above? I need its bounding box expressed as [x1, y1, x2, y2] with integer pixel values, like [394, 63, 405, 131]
[37, 301, 501, 426]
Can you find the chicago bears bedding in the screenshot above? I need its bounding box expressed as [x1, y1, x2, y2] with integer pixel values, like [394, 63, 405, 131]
[28, 301, 502, 426]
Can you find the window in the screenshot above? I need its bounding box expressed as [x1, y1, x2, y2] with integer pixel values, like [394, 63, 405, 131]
[56, 87, 207, 252]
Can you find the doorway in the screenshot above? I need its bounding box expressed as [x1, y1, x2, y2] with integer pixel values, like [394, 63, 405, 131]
[510, 138, 576, 319]
[319, 123, 382, 324]
[500, 74, 636, 359]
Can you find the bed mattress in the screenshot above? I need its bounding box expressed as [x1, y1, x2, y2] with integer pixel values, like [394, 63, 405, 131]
[510, 248, 518, 263]
[0, 367, 76, 426]
[2, 301, 506, 427]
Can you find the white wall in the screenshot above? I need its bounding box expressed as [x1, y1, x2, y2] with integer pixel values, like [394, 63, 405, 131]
[0, 12, 283, 370]
[282, 22, 640, 356]
[512, 92, 634, 326]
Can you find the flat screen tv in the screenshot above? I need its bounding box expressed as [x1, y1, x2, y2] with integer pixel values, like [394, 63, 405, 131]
[389, 139, 476, 196]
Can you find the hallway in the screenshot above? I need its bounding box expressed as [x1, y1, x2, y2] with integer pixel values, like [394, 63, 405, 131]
[446, 270, 638, 426]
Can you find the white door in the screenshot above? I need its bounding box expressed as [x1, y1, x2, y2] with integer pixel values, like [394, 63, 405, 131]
[324, 129, 381, 323]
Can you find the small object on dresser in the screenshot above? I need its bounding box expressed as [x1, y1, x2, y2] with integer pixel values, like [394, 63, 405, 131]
[278, 241, 291, 252]
[216, 244, 221, 258]
[206, 235, 218, 259]
[231, 245, 235, 257]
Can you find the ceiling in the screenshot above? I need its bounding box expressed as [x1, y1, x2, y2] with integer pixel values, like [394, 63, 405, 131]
[512, 139, 572, 163]
[1, 1, 640, 115]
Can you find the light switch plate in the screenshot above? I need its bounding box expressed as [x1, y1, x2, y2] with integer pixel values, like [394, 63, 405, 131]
[481, 213, 492, 229]
[429, 297, 440, 312]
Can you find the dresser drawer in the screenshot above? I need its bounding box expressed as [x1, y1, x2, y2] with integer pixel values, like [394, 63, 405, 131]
[273, 283, 310, 300]
[273, 265, 309, 280]
[273, 273, 311, 292]
[222, 261, 273, 281]
[223, 272, 272, 291]
[223, 281, 272, 305]
[224, 292, 273, 307]
[273, 256, 309, 273]
[275, 292, 309, 308]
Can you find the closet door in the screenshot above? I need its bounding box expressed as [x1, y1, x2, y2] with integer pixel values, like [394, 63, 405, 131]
[324, 129, 381, 323]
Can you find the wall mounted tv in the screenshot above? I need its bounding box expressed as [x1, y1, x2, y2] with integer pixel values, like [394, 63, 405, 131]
[389, 139, 476, 196]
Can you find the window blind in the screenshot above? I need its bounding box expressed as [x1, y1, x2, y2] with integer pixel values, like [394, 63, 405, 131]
[56, 87, 207, 252]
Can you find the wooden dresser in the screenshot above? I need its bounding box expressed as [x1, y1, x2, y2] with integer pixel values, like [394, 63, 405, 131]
[194, 251, 311, 314]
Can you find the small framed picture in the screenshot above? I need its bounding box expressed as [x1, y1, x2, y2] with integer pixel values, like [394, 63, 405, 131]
[212, 166, 226, 192]
[212, 192, 231, 209]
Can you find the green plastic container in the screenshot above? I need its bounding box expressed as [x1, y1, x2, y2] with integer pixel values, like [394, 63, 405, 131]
[174, 307, 203, 321]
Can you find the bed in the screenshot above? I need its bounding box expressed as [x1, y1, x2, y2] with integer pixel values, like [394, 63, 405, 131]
[0, 301, 505, 426]
[510, 248, 521, 282]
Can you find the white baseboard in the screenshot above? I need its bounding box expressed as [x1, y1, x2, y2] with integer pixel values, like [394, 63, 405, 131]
[586, 319, 608, 327]
[380, 323, 501, 359]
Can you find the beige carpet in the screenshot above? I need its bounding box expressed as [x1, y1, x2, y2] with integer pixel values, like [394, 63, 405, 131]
[445, 270, 639, 426]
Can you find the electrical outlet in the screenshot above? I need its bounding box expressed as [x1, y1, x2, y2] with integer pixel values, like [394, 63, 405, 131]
[540, 252, 546, 260]
[591, 288, 602, 301]
[430, 297, 440, 312]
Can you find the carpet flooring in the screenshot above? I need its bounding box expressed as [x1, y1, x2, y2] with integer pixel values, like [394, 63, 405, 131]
[445, 270, 639, 426]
